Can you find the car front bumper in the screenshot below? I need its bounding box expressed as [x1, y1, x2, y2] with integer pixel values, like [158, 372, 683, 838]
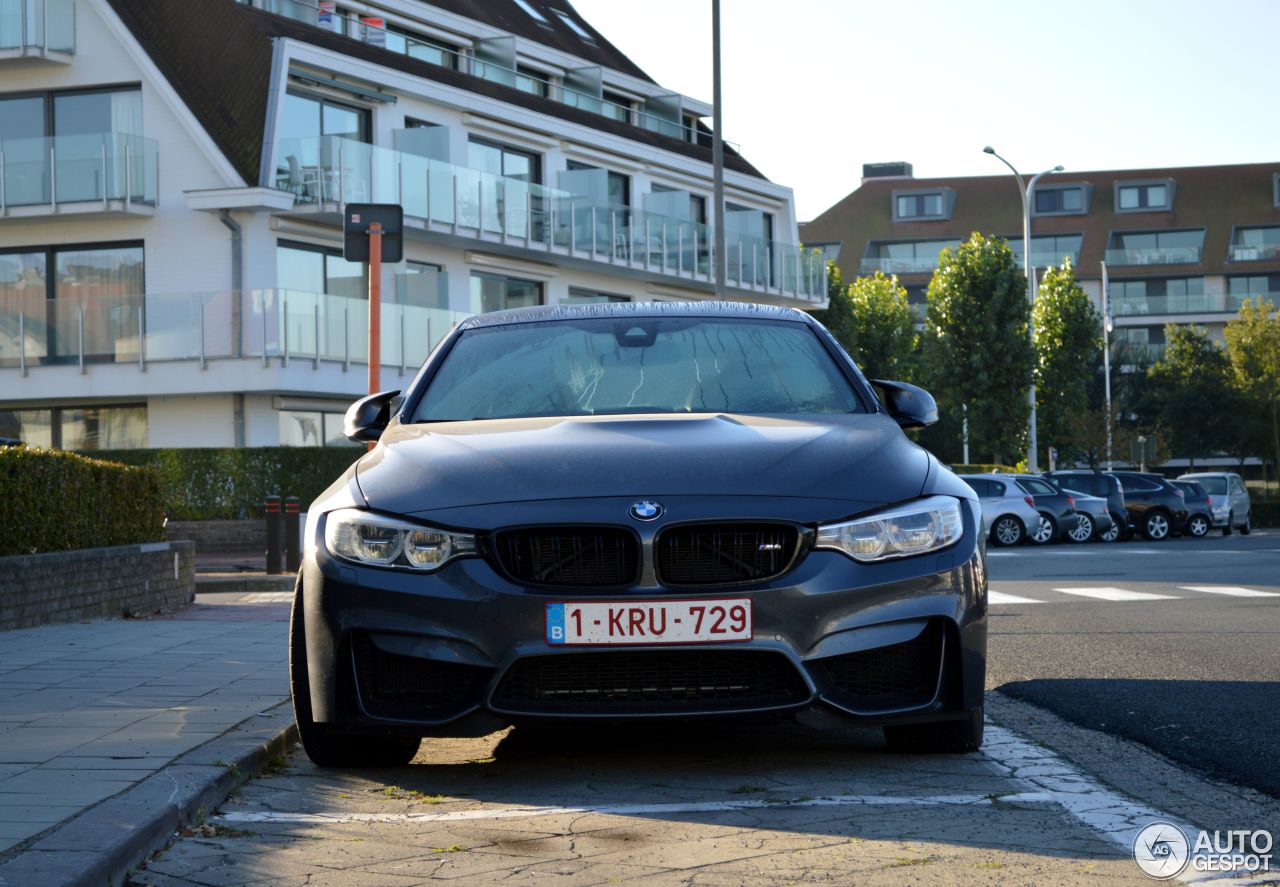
[300, 504, 988, 737]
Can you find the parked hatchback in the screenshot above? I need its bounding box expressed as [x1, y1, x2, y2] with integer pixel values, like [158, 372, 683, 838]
[1044, 478, 1115, 543]
[1006, 475, 1077, 544]
[1178, 472, 1252, 535]
[958, 475, 1040, 546]
[1044, 470, 1130, 542]
[1171, 481, 1213, 538]
[1109, 472, 1188, 540]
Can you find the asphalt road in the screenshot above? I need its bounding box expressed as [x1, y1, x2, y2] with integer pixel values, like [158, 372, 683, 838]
[986, 529, 1280, 798]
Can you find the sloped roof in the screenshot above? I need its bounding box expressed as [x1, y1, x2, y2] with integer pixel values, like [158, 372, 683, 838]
[105, 0, 765, 186]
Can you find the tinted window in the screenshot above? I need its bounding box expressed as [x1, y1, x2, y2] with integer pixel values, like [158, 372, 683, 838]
[962, 478, 990, 497]
[990, 480, 1007, 496]
[1230, 477, 1246, 494]
[1118, 475, 1160, 492]
[415, 318, 862, 421]
[1192, 476, 1227, 494]
[1018, 478, 1057, 496]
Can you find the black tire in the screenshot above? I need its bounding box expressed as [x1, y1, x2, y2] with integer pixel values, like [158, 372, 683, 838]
[1223, 511, 1233, 536]
[1241, 511, 1252, 535]
[290, 577, 420, 768]
[1029, 513, 1056, 545]
[1186, 514, 1210, 538]
[990, 515, 1025, 547]
[1099, 512, 1123, 543]
[1142, 510, 1172, 541]
[884, 707, 984, 753]
[1067, 513, 1095, 544]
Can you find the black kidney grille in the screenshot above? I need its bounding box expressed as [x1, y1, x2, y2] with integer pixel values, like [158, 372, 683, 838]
[352, 635, 490, 720]
[493, 527, 638, 587]
[492, 650, 810, 714]
[815, 621, 943, 712]
[656, 523, 799, 586]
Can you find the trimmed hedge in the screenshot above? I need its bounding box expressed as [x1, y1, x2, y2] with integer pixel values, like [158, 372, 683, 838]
[91, 448, 362, 520]
[1249, 501, 1280, 528]
[0, 448, 165, 555]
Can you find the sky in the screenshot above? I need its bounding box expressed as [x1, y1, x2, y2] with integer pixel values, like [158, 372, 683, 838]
[571, 0, 1280, 222]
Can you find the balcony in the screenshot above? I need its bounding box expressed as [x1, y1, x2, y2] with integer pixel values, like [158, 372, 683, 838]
[1113, 291, 1248, 317]
[274, 136, 827, 302]
[0, 0, 73, 63]
[1103, 245, 1202, 266]
[0, 132, 158, 219]
[0, 287, 463, 376]
[858, 256, 940, 275]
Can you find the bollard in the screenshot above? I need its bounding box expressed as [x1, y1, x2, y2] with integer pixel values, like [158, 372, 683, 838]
[264, 495, 282, 575]
[285, 496, 301, 573]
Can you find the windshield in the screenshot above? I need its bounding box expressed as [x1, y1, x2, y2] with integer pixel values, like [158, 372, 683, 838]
[1192, 477, 1227, 494]
[413, 317, 863, 421]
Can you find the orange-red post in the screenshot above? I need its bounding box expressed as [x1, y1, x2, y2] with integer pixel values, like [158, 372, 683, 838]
[367, 222, 382, 452]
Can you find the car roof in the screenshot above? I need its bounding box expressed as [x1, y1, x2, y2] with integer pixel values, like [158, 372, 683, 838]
[456, 301, 816, 331]
[1178, 471, 1235, 478]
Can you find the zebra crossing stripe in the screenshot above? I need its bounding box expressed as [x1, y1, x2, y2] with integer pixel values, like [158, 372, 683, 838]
[988, 591, 1044, 605]
[1053, 587, 1179, 602]
[1179, 586, 1280, 598]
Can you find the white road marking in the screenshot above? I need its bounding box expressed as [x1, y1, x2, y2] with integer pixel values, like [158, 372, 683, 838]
[1053, 587, 1180, 602]
[218, 793, 1018, 825]
[988, 591, 1044, 605]
[1179, 586, 1280, 598]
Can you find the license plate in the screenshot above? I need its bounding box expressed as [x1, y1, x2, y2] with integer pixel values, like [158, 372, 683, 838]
[545, 599, 752, 646]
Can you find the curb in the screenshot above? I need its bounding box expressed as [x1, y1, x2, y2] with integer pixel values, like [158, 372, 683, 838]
[0, 702, 298, 887]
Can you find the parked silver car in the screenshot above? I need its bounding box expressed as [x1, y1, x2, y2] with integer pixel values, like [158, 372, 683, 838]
[1054, 486, 1116, 543]
[959, 475, 1040, 546]
[1177, 472, 1252, 535]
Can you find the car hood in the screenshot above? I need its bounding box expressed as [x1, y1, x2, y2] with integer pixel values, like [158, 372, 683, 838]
[355, 412, 931, 518]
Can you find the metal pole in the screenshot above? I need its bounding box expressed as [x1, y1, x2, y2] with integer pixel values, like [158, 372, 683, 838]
[281, 293, 289, 368]
[711, 0, 726, 296]
[1102, 261, 1113, 470]
[343, 304, 350, 372]
[313, 302, 320, 369]
[200, 301, 206, 370]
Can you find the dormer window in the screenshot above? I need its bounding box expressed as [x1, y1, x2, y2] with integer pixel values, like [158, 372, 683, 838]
[1115, 179, 1175, 212]
[554, 10, 597, 44]
[893, 188, 953, 222]
[1033, 184, 1090, 216]
[1274, 173, 1280, 207]
[513, 0, 553, 27]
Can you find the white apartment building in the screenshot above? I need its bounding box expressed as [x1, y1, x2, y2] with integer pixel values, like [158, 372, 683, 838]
[0, 0, 825, 449]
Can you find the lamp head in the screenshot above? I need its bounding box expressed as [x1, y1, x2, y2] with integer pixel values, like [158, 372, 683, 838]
[983, 146, 995, 154]
[1053, 165, 1065, 172]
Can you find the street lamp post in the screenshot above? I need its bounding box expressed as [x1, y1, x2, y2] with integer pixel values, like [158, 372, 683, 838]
[983, 147, 1063, 472]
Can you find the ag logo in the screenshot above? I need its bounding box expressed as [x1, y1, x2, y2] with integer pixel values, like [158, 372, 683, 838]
[1133, 822, 1190, 879]
[629, 500, 664, 521]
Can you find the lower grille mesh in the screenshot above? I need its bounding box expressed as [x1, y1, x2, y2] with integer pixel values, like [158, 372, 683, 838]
[492, 649, 810, 714]
[815, 621, 943, 711]
[352, 635, 490, 720]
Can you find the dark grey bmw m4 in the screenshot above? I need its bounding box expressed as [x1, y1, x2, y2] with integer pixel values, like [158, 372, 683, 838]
[292, 302, 987, 767]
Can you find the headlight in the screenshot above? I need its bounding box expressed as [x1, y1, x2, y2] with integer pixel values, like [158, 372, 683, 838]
[816, 496, 963, 563]
[323, 509, 476, 571]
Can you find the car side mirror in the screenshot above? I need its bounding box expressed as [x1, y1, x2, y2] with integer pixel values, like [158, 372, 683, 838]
[871, 379, 938, 430]
[343, 389, 400, 442]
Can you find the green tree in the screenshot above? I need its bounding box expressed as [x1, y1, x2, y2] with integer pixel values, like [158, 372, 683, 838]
[810, 260, 854, 348]
[921, 233, 1032, 464]
[1224, 297, 1280, 476]
[1145, 324, 1235, 468]
[820, 271, 916, 380]
[1032, 260, 1101, 466]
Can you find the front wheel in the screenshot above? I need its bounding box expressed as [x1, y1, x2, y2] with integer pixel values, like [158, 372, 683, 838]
[1099, 513, 1123, 543]
[1067, 513, 1096, 543]
[884, 707, 984, 753]
[1223, 511, 1234, 536]
[1241, 511, 1252, 535]
[290, 578, 420, 768]
[1030, 513, 1056, 545]
[1142, 511, 1171, 541]
[991, 515, 1025, 547]
[1187, 514, 1210, 538]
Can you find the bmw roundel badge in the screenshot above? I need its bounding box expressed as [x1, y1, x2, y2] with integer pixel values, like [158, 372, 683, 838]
[629, 500, 664, 521]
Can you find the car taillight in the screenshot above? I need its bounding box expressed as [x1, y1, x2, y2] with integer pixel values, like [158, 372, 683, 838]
[1067, 496, 1076, 509]
[1024, 496, 1035, 508]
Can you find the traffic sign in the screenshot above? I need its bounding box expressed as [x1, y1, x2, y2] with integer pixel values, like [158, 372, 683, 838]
[343, 203, 403, 262]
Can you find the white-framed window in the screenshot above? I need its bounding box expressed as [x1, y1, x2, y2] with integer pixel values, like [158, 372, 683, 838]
[892, 189, 952, 222]
[1033, 185, 1089, 216]
[1115, 180, 1174, 212]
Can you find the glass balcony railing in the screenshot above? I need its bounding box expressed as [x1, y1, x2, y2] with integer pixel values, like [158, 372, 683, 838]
[858, 256, 942, 274]
[0, 132, 157, 210]
[0, 0, 74, 54]
[1229, 244, 1280, 262]
[1104, 245, 1202, 266]
[1113, 291, 1250, 317]
[275, 136, 827, 300]
[0, 288, 466, 371]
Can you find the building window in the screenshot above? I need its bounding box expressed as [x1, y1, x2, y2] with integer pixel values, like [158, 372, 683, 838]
[565, 160, 629, 208]
[1110, 278, 1207, 316]
[602, 91, 632, 123]
[862, 239, 960, 274]
[1115, 180, 1174, 212]
[1229, 226, 1280, 262]
[892, 189, 952, 222]
[470, 272, 542, 313]
[1007, 234, 1083, 266]
[515, 66, 550, 98]
[1033, 185, 1088, 216]
[396, 261, 447, 309]
[512, 0, 552, 27]
[553, 9, 596, 43]
[383, 27, 456, 68]
[0, 404, 146, 449]
[279, 409, 359, 447]
[1114, 326, 1166, 361]
[1105, 229, 1203, 265]
[467, 138, 540, 184]
[806, 242, 843, 264]
[1228, 275, 1280, 305]
[1274, 173, 1280, 207]
[277, 241, 365, 299]
[565, 289, 630, 304]
[275, 90, 371, 196]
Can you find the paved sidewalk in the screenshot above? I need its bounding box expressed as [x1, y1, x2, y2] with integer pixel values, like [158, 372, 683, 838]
[0, 591, 292, 881]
